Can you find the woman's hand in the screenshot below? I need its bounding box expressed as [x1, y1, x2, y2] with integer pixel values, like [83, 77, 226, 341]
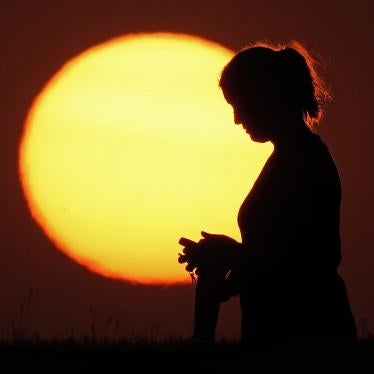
[178, 237, 200, 272]
[198, 231, 241, 253]
[178, 231, 242, 275]
[198, 231, 241, 270]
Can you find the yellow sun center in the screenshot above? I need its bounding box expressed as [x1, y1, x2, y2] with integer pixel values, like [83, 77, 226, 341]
[19, 33, 272, 285]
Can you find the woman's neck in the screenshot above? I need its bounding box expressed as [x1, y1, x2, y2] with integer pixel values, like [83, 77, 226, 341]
[271, 118, 315, 151]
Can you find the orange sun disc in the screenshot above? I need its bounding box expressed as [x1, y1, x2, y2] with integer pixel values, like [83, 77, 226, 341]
[19, 33, 272, 285]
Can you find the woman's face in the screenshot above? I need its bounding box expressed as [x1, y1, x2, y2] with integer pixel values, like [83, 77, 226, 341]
[225, 93, 274, 143]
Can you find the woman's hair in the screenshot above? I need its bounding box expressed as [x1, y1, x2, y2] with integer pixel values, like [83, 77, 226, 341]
[219, 41, 333, 130]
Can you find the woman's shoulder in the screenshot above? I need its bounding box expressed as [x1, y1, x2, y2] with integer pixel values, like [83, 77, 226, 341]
[308, 134, 339, 173]
[300, 134, 342, 195]
[292, 132, 336, 166]
[278, 132, 341, 186]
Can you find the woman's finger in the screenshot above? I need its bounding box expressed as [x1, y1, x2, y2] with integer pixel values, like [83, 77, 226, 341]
[179, 237, 198, 247]
[185, 263, 195, 272]
[178, 254, 187, 263]
[182, 246, 194, 255]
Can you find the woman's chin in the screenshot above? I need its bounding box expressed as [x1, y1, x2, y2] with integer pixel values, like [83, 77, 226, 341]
[247, 131, 269, 143]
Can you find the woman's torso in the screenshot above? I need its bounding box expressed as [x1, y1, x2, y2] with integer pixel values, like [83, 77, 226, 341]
[237, 132, 357, 342]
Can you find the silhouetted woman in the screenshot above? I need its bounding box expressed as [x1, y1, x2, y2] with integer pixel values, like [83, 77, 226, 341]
[179, 41, 357, 349]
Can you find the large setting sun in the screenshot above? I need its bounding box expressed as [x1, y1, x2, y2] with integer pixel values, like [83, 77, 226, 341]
[19, 33, 272, 285]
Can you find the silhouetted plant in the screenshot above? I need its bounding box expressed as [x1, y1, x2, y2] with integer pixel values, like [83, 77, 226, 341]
[88, 305, 97, 342]
[148, 316, 163, 341]
[9, 288, 38, 341]
[85, 306, 125, 342]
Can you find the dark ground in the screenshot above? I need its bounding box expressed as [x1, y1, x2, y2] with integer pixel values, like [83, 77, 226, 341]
[0, 337, 373, 373]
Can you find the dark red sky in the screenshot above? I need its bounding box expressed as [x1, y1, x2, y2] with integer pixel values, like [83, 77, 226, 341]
[1, 0, 373, 340]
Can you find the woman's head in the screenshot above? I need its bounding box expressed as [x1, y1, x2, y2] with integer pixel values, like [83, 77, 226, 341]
[219, 41, 332, 142]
